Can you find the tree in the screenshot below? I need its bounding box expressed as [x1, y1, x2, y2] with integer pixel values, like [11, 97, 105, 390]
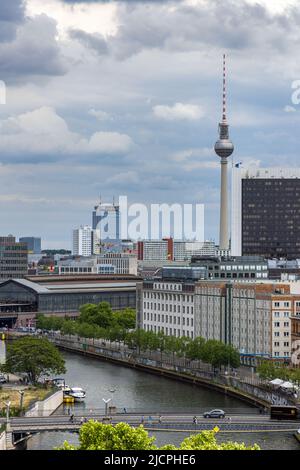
[58, 422, 259, 450]
[2, 336, 66, 384]
[178, 430, 260, 450]
[59, 421, 156, 450]
[113, 308, 136, 330]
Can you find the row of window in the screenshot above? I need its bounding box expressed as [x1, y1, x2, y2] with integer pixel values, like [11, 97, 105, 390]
[144, 291, 193, 302]
[143, 312, 194, 326]
[143, 302, 193, 314]
[144, 324, 194, 338]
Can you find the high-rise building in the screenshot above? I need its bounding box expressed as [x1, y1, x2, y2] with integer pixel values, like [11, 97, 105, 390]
[20, 237, 41, 254]
[0, 235, 28, 280]
[92, 200, 120, 254]
[73, 225, 93, 257]
[231, 166, 300, 259]
[214, 54, 234, 251]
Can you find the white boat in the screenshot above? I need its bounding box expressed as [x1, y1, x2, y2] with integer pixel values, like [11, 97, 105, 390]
[69, 387, 86, 402]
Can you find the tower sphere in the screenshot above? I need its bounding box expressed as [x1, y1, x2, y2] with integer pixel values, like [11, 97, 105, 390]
[214, 139, 234, 159]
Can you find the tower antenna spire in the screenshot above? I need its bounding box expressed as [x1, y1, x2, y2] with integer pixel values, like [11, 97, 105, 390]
[222, 53, 227, 123]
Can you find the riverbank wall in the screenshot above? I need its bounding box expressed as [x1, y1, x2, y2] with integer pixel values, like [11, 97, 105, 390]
[0, 430, 6, 450]
[49, 334, 298, 410]
[25, 390, 63, 418]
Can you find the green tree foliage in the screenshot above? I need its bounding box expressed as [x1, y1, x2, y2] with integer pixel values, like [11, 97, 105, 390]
[257, 360, 300, 384]
[58, 422, 259, 450]
[2, 336, 66, 384]
[59, 421, 156, 450]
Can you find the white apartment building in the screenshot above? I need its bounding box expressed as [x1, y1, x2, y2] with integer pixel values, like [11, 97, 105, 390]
[137, 277, 297, 364]
[137, 279, 195, 339]
[73, 225, 93, 257]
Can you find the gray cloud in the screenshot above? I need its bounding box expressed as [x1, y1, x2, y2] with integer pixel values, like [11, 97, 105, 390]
[67, 0, 298, 60]
[0, 15, 67, 82]
[0, 0, 25, 42]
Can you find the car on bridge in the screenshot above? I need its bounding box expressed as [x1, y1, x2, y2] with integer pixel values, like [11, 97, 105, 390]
[203, 409, 226, 419]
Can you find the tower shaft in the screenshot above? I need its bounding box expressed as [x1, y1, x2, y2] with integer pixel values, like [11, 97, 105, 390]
[219, 157, 229, 250]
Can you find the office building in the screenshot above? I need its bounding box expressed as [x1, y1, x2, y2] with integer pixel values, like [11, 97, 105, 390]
[58, 253, 138, 276]
[19, 237, 41, 254]
[0, 236, 28, 280]
[137, 270, 299, 363]
[231, 166, 300, 259]
[73, 225, 93, 257]
[190, 255, 268, 280]
[92, 200, 120, 254]
[137, 239, 217, 262]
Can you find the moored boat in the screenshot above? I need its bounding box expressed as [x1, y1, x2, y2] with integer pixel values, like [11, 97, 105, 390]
[68, 387, 86, 402]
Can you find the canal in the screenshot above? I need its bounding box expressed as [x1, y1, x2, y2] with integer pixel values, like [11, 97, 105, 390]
[1, 341, 298, 450]
[19, 349, 298, 450]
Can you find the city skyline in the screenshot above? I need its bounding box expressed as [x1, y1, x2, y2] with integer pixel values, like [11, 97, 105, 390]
[1, 1, 300, 248]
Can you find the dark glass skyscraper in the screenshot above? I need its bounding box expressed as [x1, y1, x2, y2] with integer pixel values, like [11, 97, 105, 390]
[231, 167, 300, 259]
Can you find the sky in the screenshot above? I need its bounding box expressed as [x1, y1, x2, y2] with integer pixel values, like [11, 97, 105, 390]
[1, 0, 300, 249]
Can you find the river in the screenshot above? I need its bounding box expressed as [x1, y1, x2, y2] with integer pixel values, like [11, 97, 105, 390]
[17, 349, 299, 450]
[0, 341, 298, 450]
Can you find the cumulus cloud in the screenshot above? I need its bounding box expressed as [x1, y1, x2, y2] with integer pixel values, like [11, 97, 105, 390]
[0, 14, 67, 82]
[153, 102, 204, 121]
[66, 0, 300, 60]
[0, 106, 133, 158]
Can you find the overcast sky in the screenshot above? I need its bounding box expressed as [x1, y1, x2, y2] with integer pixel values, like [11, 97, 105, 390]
[1, 0, 300, 249]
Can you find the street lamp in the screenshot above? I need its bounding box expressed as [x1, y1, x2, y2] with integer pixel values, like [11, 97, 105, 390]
[5, 401, 11, 424]
[102, 398, 111, 416]
[18, 390, 25, 416]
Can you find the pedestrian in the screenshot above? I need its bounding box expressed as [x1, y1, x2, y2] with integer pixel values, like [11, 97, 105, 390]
[148, 415, 153, 425]
[158, 415, 162, 424]
[193, 416, 198, 425]
[67, 407, 71, 416]
[70, 413, 74, 423]
[80, 417, 84, 425]
[123, 407, 127, 414]
[141, 415, 144, 424]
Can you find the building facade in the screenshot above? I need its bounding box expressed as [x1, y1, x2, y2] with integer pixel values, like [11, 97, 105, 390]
[58, 253, 138, 276]
[92, 201, 120, 254]
[137, 273, 299, 364]
[73, 225, 93, 257]
[19, 237, 41, 254]
[0, 236, 28, 280]
[0, 274, 139, 328]
[231, 167, 300, 258]
[138, 239, 217, 262]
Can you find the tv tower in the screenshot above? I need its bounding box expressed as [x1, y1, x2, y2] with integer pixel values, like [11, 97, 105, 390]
[214, 54, 234, 251]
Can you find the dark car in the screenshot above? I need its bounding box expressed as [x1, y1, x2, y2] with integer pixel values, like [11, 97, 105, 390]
[203, 409, 226, 419]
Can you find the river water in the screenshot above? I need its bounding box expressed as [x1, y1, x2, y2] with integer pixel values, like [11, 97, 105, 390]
[1, 341, 298, 450]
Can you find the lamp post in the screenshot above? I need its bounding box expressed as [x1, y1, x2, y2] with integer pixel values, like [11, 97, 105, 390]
[5, 401, 11, 424]
[102, 398, 111, 416]
[18, 390, 25, 416]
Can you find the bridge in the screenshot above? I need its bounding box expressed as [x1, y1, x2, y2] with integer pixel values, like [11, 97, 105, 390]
[2, 412, 300, 447]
